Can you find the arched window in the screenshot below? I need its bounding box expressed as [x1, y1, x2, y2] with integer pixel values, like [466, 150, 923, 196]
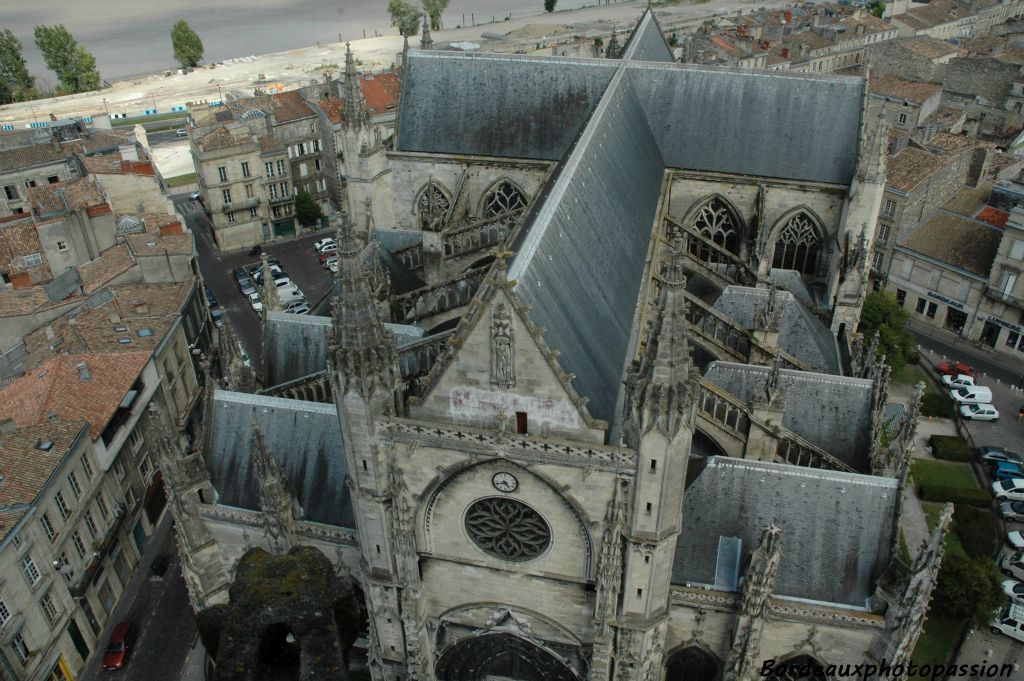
[665, 645, 721, 681]
[415, 181, 451, 231]
[483, 181, 527, 217]
[691, 198, 740, 254]
[772, 212, 821, 276]
[774, 655, 831, 681]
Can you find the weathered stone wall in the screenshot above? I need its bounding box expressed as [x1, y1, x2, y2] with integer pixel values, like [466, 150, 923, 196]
[867, 43, 945, 83]
[943, 56, 1022, 104]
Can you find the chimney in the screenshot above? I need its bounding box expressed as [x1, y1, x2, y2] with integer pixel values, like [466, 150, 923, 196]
[51, 134, 61, 152]
[781, 47, 790, 59]
[77, 361, 91, 381]
[45, 411, 60, 423]
[133, 301, 149, 315]
[784, 10, 793, 23]
[0, 418, 15, 435]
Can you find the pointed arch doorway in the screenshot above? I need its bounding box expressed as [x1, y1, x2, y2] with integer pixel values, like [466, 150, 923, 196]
[434, 633, 578, 681]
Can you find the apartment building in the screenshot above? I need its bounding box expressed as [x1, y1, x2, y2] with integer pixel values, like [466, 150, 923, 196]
[0, 142, 80, 219]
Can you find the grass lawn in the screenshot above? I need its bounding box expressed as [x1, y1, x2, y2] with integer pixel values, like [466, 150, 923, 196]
[911, 614, 964, 671]
[912, 460, 978, 491]
[112, 111, 187, 127]
[920, 501, 968, 559]
[165, 173, 197, 188]
[893, 363, 934, 391]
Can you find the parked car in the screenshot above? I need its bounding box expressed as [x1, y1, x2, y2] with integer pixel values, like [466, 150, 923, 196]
[960, 403, 999, 421]
[251, 265, 285, 283]
[314, 237, 336, 252]
[1004, 579, 1024, 606]
[233, 267, 251, 288]
[328, 259, 339, 274]
[279, 288, 305, 305]
[240, 280, 257, 297]
[994, 478, 1024, 502]
[210, 309, 224, 328]
[937, 360, 977, 378]
[1003, 551, 1024, 580]
[238, 342, 251, 368]
[176, 128, 188, 137]
[1010, 531, 1024, 550]
[980, 447, 1024, 465]
[204, 287, 218, 308]
[991, 603, 1024, 643]
[323, 255, 338, 271]
[992, 461, 1024, 481]
[1001, 501, 1024, 522]
[941, 373, 975, 388]
[951, 385, 993, 404]
[102, 622, 134, 670]
[272, 276, 293, 289]
[284, 302, 310, 315]
[248, 292, 263, 315]
[318, 248, 338, 263]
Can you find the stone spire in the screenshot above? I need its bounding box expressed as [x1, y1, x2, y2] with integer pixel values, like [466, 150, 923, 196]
[251, 422, 301, 554]
[590, 478, 628, 681]
[259, 252, 280, 314]
[725, 525, 783, 681]
[874, 504, 953, 666]
[343, 42, 368, 130]
[420, 13, 434, 50]
[757, 354, 785, 410]
[329, 216, 398, 399]
[625, 247, 697, 441]
[606, 30, 620, 59]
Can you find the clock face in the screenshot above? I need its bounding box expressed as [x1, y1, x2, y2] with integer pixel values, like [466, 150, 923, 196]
[492, 472, 518, 493]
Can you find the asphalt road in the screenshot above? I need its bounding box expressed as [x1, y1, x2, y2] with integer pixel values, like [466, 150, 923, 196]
[174, 196, 336, 374]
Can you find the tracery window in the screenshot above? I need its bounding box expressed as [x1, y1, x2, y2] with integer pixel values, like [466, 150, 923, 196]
[482, 181, 527, 217]
[772, 212, 821, 276]
[465, 497, 550, 561]
[416, 181, 451, 231]
[691, 198, 739, 254]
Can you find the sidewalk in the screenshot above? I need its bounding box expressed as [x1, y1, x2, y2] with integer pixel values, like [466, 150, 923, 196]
[909, 318, 1024, 385]
[179, 637, 206, 681]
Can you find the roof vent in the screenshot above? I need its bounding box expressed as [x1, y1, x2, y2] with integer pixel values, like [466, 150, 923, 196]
[36, 440, 53, 451]
[0, 419, 15, 435]
[137, 328, 153, 337]
[117, 338, 132, 345]
[133, 301, 148, 315]
[45, 411, 60, 423]
[76, 361, 91, 381]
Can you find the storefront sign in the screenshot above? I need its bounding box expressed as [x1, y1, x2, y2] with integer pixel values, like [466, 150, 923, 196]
[987, 315, 1023, 334]
[927, 290, 965, 311]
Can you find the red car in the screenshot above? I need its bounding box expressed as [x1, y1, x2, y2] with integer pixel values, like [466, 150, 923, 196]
[102, 622, 133, 670]
[936, 361, 977, 378]
[318, 248, 337, 263]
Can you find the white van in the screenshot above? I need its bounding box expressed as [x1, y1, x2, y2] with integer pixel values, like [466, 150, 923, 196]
[950, 385, 993, 404]
[991, 602, 1024, 643]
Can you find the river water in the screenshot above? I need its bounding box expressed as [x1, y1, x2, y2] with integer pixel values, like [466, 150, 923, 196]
[5, 0, 549, 83]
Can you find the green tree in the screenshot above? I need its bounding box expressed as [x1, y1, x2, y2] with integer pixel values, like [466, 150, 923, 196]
[421, 0, 449, 31]
[544, 0, 557, 12]
[0, 30, 35, 104]
[933, 551, 1004, 628]
[33, 25, 101, 94]
[387, 0, 422, 36]
[858, 290, 916, 370]
[170, 20, 204, 68]
[295, 190, 322, 227]
[868, 1, 887, 19]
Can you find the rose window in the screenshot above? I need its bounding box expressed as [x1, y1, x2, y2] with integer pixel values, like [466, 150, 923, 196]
[465, 498, 550, 561]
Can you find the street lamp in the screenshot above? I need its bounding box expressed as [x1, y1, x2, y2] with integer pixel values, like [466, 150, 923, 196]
[217, 84, 223, 102]
[102, 98, 109, 116]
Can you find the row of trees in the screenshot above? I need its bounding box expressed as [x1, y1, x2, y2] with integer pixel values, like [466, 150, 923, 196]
[387, 0, 449, 36]
[0, 21, 204, 105]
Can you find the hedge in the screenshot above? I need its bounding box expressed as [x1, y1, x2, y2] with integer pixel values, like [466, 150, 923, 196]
[954, 504, 1000, 560]
[921, 392, 955, 419]
[919, 485, 992, 507]
[929, 435, 972, 462]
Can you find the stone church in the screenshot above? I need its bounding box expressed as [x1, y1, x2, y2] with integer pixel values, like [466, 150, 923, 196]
[157, 10, 952, 681]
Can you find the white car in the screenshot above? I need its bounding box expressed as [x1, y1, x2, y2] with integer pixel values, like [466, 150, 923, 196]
[994, 478, 1024, 502]
[960, 403, 999, 421]
[1010, 531, 1024, 550]
[284, 302, 310, 315]
[272, 276, 294, 289]
[328, 259, 339, 274]
[323, 255, 338, 271]
[1003, 579, 1024, 606]
[1001, 501, 1024, 522]
[248, 292, 263, 315]
[991, 603, 1024, 643]
[314, 237, 335, 251]
[1003, 551, 1024, 581]
[315, 239, 336, 254]
[941, 373, 975, 388]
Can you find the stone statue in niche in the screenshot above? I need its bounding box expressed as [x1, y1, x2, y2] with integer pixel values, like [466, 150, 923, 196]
[491, 303, 515, 389]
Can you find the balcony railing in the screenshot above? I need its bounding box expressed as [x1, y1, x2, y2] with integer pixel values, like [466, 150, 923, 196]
[69, 503, 129, 598]
[220, 197, 260, 213]
[268, 194, 293, 205]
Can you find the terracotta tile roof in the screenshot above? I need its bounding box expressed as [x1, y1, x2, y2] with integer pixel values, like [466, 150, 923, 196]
[977, 206, 1010, 227]
[0, 288, 50, 317]
[317, 98, 344, 125]
[270, 90, 316, 122]
[897, 0, 993, 29]
[73, 129, 133, 155]
[0, 219, 45, 274]
[942, 182, 993, 218]
[77, 245, 136, 293]
[924, 106, 966, 130]
[0, 141, 69, 172]
[28, 177, 106, 217]
[869, 74, 941, 104]
[712, 35, 746, 57]
[195, 126, 240, 152]
[0, 352, 150, 440]
[0, 420, 88, 540]
[900, 212, 1002, 276]
[901, 37, 960, 60]
[925, 131, 982, 155]
[837, 13, 894, 34]
[886, 147, 949, 192]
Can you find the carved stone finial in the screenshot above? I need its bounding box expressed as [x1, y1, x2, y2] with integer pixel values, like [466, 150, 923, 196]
[758, 354, 785, 410]
[420, 13, 434, 50]
[251, 421, 300, 554]
[725, 524, 783, 681]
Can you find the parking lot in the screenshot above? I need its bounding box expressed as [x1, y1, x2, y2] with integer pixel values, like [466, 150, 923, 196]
[174, 197, 336, 372]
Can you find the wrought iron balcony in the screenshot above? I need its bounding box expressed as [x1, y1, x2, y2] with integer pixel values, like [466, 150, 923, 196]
[268, 194, 293, 206]
[69, 503, 129, 598]
[220, 197, 260, 213]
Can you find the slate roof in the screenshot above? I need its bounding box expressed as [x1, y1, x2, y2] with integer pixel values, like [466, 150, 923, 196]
[0, 420, 88, 541]
[620, 9, 675, 62]
[0, 352, 150, 440]
[673, 456, 897, 607]
[206, 391, 354, 527]
[265, 312, 332, 388]
[899, 212, 1003, 277]
[711, 287, 840, 374]
[704, 361, 875, 470]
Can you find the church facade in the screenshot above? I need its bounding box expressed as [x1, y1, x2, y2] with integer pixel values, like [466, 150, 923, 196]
[162, 11, 952, 681]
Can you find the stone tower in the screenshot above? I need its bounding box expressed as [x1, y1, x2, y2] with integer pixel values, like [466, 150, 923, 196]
[328, 218, 406, 679]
